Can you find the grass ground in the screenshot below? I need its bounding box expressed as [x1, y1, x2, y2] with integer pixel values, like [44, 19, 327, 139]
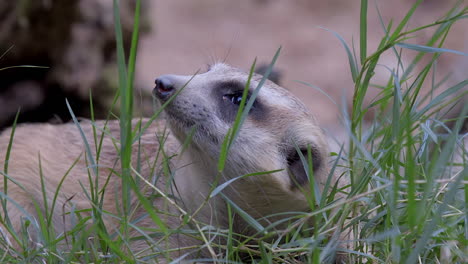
[0, 0, 467, 263]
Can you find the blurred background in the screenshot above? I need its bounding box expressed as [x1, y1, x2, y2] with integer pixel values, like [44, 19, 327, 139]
[0, 0, 466, 141]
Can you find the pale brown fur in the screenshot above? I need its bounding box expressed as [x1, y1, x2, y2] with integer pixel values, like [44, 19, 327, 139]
[0, 63, 335, 262]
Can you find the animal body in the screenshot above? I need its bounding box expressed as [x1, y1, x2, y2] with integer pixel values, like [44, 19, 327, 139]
[0, 63, 336, 262]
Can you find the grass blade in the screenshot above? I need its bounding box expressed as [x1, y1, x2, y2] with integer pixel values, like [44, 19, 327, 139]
[320, 27, 359, 82]
[360, 0, 368, 64]
[210, 169, 282, 198]
[396, 42, 468, 56]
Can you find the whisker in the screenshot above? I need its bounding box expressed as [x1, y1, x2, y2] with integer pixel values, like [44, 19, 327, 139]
[222, 31, 240, 63]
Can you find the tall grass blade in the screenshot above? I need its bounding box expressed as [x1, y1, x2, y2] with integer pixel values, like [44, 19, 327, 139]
[360, 0, 368, 64]
[320, 27, 359, 82]
[221, 194, 265, 234]
[1, 109, 20, 229]
[396, 42, 468, 56]
[219, 47, 280, 171]
[0, 65, 48, 72]
[65, 100, 98, 178]
[210, 169, 282, 198]
[113, 0, 132, 219]
[230, 47, 281, 148]
[389, 0, 423, 42]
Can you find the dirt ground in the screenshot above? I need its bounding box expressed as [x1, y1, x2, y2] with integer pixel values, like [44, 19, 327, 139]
[136, 0, 467, 144]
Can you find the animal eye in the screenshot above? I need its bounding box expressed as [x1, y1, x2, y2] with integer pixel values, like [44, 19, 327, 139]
[223, 92, 246, 106]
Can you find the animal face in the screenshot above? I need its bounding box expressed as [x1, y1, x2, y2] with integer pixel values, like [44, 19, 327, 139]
[153, 63, 329, 193]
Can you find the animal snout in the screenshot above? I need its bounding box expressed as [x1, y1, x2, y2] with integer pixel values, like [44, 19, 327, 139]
[153, 75, 176, 101]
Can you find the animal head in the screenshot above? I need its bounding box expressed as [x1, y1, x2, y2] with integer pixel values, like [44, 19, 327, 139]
[153, 63, 330, 213]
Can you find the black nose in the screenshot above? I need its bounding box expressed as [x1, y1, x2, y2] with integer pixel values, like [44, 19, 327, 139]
[153, 76, 176, 101]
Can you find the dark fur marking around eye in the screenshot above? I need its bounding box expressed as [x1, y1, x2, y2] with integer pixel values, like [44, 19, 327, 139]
[214, 80, 246, 93]
[212, 80, 267, 124]
[286, 146, 322, 188]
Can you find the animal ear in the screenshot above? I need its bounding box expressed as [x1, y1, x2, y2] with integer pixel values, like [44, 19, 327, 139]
[254, 64, 283, 85]
[286, 146, 322, 187]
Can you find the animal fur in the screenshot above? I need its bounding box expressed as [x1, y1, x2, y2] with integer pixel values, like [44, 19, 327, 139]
[0, 63, 338, 262]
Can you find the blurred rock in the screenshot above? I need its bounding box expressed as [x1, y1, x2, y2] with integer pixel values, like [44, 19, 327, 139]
[0, 0, 149, 129]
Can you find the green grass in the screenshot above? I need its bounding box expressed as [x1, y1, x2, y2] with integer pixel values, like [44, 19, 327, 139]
[0, 0, 467, 263]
